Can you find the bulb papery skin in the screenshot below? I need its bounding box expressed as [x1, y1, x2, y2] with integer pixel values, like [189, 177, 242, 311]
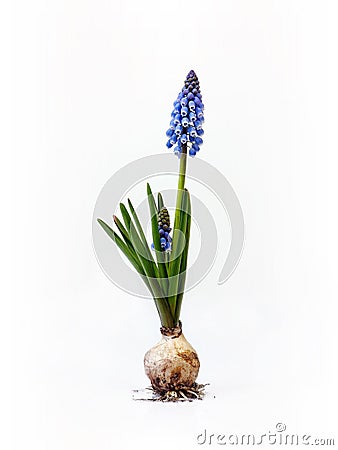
[144, 325, 200, 393]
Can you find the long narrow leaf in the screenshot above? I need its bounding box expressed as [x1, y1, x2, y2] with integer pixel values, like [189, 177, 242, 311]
[127, 198, 157, 267]
[128, 220, 158, 281]
[174, 189, 191, 322]
[167, 189, 189, 314]
[113, 214, 146, 276]
[128, 219, 173, 325]
[97, 218, 158, 300]
[157, 192, 164, 212]
[98, 217, 173, 327]
[120, 203, 132, 231]
[168, 189, 189, 278]
[97, 218, 144, 276]
[113, 215, 133, 248]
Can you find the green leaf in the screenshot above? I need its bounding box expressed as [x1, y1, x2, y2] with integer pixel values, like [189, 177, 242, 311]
[167, 189, 190, 314]
[97, 215, 174, 327]
[168, 189, 189, 277]
[174, 189, 192, 322]
[128, 220, 158, 280]
[113, 215, 132, 248]
[98, 218, 162, 303]
[113, 214, 146, 275]
[127, 198, 158, 272]
[120, 203, 132, 231]
[157, 192, 164, 212]
[128, 219, 173, 324]
[97, 218, 144, 275]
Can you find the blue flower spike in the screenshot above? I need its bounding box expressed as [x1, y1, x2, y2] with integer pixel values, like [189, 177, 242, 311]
[166, 70, 205, 157]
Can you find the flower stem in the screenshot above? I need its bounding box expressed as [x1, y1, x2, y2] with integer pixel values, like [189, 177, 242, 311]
[178, 145, 187, 190]
[168, 143, 188, 321]
[173, 143, 188, 231]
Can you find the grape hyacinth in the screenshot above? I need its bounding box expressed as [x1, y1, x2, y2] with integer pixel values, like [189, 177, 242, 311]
[97, 70, 211, 398]
[166, 70, 204, 158]
[151, 206, 172, 252]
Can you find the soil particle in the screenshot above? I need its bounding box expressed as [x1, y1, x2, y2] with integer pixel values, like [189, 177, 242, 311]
[178, 351, 199, 368]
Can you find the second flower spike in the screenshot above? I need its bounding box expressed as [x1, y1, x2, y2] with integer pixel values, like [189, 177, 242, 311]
[158, 207, 172, 251]
[151, 201, 172, 252]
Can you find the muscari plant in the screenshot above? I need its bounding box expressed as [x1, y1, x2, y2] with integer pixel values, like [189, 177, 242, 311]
[98, 70, 205, 401]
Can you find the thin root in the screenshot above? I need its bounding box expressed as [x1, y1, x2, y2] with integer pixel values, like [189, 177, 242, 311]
[132, 382, 209, 402]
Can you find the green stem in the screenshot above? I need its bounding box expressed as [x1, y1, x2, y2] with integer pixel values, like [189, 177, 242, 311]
[178, 146, 187, 190]
[168, 143, 188, 321]
[174, 189, 191, 323]
[172, 143, 188, 243]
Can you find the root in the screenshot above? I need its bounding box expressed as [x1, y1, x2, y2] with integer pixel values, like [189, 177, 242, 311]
[132, 382, 209, 402]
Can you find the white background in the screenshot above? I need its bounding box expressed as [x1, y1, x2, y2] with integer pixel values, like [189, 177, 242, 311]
[8, 1, 338, 449]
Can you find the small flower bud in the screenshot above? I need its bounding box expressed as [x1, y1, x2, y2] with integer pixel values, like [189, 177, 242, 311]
[175, 125, 182, 135]
[180, 97, 188, 107]
[181, 106, 189, 117]
[160, 237, 166, 248]
[173, 104, 181, 114]
[170, 134, 177, 145]
[196, 107, 203, 119]
[174, 114, 182, 125]
[188, 100, 195, 111]
[194, 97, 202, 107]
[189, 112, 196, 122]
[195, 120, 203, 130]
[188, 126, 197, 137]
[181, 117, 189, 127]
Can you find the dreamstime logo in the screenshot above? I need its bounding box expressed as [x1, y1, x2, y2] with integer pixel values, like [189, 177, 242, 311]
[92, 154, 245, 298]
[196, 423, 335, 446]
